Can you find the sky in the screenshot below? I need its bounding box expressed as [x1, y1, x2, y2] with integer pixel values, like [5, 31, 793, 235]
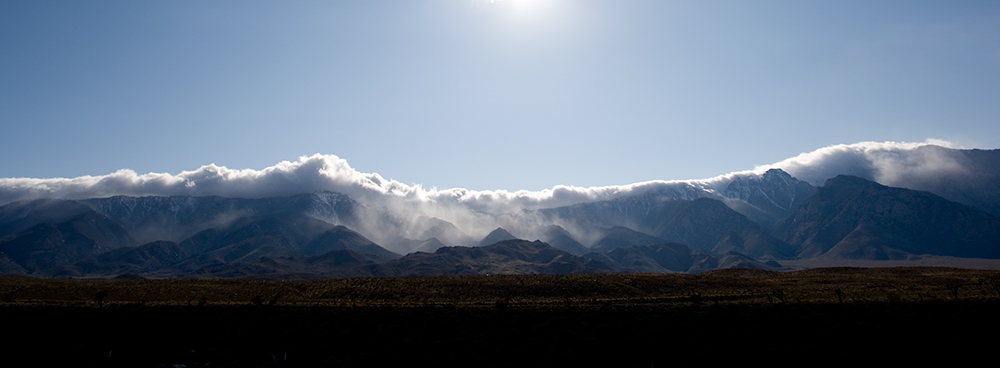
[2, 0, 999, 192]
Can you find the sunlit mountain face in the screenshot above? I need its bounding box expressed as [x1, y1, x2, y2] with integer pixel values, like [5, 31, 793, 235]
[2, 141, 999, 278]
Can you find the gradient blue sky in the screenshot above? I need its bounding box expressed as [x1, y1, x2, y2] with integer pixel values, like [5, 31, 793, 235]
[2, 0, 999, 191]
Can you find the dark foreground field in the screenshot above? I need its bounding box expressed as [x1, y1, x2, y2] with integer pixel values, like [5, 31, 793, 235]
[3, 267, 999, 367]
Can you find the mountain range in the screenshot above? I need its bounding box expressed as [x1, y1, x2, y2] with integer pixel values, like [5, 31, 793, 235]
[1, 144, 998, 278]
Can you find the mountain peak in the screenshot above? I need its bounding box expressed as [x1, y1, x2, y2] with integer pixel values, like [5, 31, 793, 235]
[720, 169, 815, 224]
[478, 227, 517, 247]
[762, 168, 794, 181]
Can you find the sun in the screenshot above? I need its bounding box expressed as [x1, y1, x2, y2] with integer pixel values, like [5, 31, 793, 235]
[509, 0, 537, 13]
[491, 0, 546, 14]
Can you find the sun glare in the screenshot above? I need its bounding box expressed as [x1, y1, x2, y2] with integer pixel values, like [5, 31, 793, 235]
[491, 0, 549, 14]
[510, 0, 536, 13]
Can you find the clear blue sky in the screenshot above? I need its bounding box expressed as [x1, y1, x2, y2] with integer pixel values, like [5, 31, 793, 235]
[2, 0, 999, 191]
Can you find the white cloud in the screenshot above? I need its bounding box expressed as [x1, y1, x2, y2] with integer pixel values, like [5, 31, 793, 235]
[757, 139, 963, 186]
[0, 140, 972, 216]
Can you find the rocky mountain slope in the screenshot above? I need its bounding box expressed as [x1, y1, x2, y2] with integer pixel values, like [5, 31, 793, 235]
[776, 175, 1000, 260]
[2, 147, 999, 277]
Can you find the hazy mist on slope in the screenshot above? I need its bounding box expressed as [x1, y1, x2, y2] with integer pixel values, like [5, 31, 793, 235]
[0, 139, 981, 243]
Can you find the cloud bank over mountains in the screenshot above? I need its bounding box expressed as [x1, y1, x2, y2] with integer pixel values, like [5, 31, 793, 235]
[0, 140, 968, 213]
[763, 139, 964, 187]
